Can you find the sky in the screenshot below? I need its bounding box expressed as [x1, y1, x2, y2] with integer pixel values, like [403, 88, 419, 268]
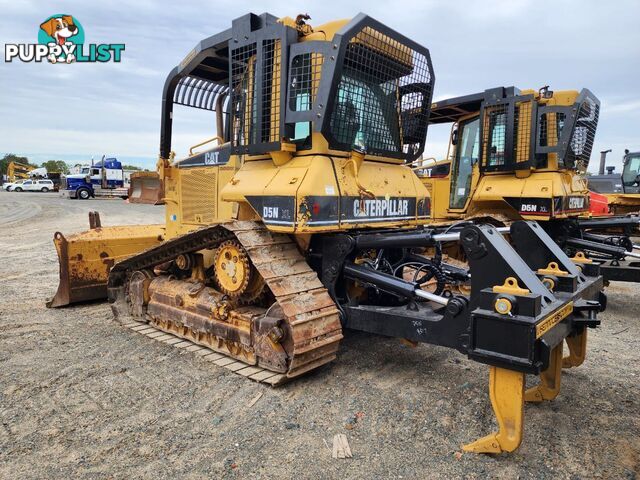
[1, 0, 639, 172]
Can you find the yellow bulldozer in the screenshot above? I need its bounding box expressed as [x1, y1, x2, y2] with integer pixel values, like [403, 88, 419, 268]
[588, 148, 640, 215]
[47, 13, 606, 453]
[418, 86, 640, 283]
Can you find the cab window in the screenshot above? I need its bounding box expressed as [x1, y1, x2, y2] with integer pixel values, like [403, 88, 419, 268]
[329, 70, 400, 154]
[486, 112, 506, 166]
[623, 154, 640, 187]
[449, 117, 480, 209]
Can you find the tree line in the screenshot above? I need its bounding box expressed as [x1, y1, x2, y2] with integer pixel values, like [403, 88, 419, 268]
[0, 154, 143, 177]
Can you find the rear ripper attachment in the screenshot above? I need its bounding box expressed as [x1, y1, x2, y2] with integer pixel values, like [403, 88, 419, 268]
[308, 220, 603, 453]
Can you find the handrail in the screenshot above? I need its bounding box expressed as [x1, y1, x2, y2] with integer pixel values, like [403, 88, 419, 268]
[409, 157, 438, 171]
[189, 136, 223, 156]
[445, 122, 457, 161]
[346, 157, 375, 199]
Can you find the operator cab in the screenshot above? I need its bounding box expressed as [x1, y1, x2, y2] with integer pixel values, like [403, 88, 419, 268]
[622, 150, 640, 193]
[449, 115, 480, 209]
[161, 13, 434, 166]
[424, 87, 600, 214]
[80, 167, 102, 176]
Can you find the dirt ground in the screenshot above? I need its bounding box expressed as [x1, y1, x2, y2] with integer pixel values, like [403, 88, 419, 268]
[0, 191, 638, 479]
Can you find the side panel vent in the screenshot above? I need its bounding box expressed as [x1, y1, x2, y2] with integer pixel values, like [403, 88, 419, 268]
[180, 168, 217, 224]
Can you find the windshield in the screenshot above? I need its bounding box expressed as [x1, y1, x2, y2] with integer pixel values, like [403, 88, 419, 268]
[329, 71, 400, 154]
[623, 154, 640, 188]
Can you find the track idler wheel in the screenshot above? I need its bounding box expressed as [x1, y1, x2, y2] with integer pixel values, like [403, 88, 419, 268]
[213, 239, 266, 303]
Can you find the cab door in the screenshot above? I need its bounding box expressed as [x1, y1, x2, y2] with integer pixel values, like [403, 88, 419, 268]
[449, 116, 480, 210]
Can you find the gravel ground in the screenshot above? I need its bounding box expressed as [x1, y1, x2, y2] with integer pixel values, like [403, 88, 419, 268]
[0, 191, 639, 479]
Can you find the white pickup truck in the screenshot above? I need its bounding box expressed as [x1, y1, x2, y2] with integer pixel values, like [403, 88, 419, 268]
[11, 179, 55, 192]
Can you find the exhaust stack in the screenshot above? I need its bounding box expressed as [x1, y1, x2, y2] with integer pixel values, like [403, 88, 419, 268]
[598, 149, 612, 175]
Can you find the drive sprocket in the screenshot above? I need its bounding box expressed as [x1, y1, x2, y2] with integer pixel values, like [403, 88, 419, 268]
[213, 239, 266, 302]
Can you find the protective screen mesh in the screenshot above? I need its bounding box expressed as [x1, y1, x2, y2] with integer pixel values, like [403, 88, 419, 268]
[174, 76, 229, 111]
[230, 43, 257, 147]
[538, 111, 561, 148]
[566, 97, 599, 171]
[514, 101, 532, 163]
[537, 96, 599, 171]
[261, 39, 281, 143]
[328, 26, 432, 159]
[482, 104, 508, 167]
[289, 52, 324, 111]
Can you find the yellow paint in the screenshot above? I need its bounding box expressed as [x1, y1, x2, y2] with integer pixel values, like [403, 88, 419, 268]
[462, 366, 524, 453]
[525, 342, 563, 402]
[562, 329, 588, 368]
[214, 241, 250, 295]
[571, 251, 592, 265]
[48, 224, 165, 307]
[536, 301, 573, 339]
[50, 14, 431, 307]
[7, 161, 36, 181]
[189, 136, 223, 156]
[537, 261, 569, 277]
[492, 277, 530, 296]
[420, 89, 591, 224]
[604, 193, 640, 215]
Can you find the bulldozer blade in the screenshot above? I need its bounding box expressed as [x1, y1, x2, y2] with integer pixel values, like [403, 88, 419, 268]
[47, 224, 164, 308]
[128, 172, 164, 205]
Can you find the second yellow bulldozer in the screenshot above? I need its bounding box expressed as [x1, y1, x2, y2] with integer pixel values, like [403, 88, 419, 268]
[589, 148, 640, 215]
[418, 86, 640, 283]
[48, 13, 606, 454]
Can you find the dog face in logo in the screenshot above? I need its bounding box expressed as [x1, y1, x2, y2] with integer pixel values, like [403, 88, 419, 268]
[40, 15, 78, 44]
[40, 15, 78, 63]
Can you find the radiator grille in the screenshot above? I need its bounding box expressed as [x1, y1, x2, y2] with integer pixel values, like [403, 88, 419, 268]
[180, 169, 217, 224]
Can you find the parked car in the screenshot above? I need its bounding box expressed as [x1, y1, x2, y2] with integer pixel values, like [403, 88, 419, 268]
[2, 179, 27, 191]
[13, 179, 55, 192]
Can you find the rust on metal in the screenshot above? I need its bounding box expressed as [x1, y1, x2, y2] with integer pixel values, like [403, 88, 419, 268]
[128, 171, 164, 205]
[109, 220, 343, 381]
[47, 219, 165, 308]
[89, 211, 102, 229]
